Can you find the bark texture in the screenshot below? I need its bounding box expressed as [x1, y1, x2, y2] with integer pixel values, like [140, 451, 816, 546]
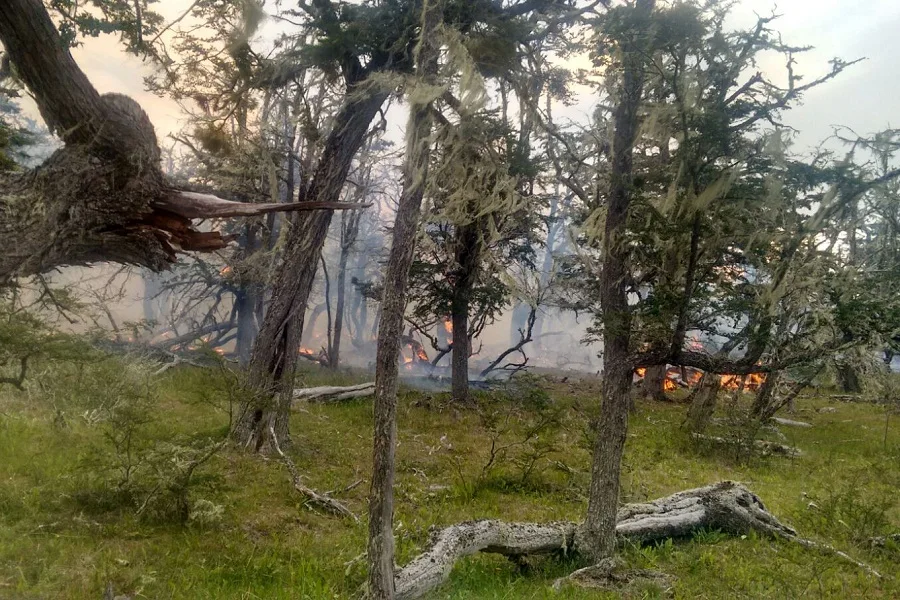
[685, 372, 720, 433]
[394, 481, 823, 600]
[450, 224, 479, 403]
[367, 0, 444, 595]
[294, 382, 375, 402]
[641, 364, 668, 401]
[581, 0, 656, 562]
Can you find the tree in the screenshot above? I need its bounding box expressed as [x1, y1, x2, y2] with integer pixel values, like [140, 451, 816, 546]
[368, 0, 444, 592]
[0, 0, 357, 283]
[576, 0, 656, 562]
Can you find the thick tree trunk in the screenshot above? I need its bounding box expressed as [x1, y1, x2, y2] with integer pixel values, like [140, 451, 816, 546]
[394, 481, 805, 600]
[368, 1, 443, 595]
[580, 0, 655, 563]
[641, 364, 668, 401]
[230, 88, 389, 453]
[685, 372, 720, 433]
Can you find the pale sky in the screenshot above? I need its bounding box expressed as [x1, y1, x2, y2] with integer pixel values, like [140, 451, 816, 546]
[20, 0, 900, 154]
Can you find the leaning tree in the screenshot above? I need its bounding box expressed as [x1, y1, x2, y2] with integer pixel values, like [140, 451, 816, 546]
[0, 0, 360, 283]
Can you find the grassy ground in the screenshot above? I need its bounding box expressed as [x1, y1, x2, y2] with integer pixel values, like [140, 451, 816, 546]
[0, 358, 898, 599]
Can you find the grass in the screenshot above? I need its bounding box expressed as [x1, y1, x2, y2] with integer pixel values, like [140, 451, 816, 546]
[0, 358, 898, 599]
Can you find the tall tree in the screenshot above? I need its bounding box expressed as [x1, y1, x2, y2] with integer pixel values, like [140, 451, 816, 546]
[577, 0, 656, 562]
[368, 0, 444, 592]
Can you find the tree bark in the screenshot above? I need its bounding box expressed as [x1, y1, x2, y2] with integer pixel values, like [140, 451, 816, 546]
[580, 0, 656, 563]
[368, 0, 443, 595]
[685, 372, 720, 433]
[450, 224, 479, 402]
[641, 364, 668, 401]
[230, 87, 389, 453]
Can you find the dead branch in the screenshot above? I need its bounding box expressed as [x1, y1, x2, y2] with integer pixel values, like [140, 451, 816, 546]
[480, 305, 536, 378]
[269, 426, 357, 521]
[770, 417, 812, 428]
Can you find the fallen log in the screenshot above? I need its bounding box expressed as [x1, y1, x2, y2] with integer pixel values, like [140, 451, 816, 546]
[293, 382, 375, 403]
[394, 481, 876, 599]
[771, 417, 812, 428]
[691, 433, 803, 457]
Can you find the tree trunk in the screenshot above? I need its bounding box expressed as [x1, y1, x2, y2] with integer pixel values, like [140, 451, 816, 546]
[685, 372, 720, 433]
[329, 235, 352, 368]
[367, 0, 443, 594]
[641, 364, 668, 401]
[579, 0, 655, 563]
[836, 363, 862, 394]
[450, 224, 479, 403]
[231, 87, 389, 453]
[235, 287, 259, 367]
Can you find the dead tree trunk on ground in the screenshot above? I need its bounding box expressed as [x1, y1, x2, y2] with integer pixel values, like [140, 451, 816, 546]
[393, 481, 876, 599]
[368, 1, 443, 595]
[579, 0, 656, 563]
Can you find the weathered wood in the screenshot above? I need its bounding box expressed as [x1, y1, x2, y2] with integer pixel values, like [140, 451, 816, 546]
[294, 382, 375, 402]
[269, 427, 357, 521]
[394, 481, 877, 599]
[771, 417, 812, 428]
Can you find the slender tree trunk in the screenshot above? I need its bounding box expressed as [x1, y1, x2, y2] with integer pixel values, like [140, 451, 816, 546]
[330, 250, 350, 368]
[685, 372, 720, 433]
[450, 224, 479, 403]
[579, 0, 655, 563]
[231, 88, 389, 453]
[368, 0, 443, 595]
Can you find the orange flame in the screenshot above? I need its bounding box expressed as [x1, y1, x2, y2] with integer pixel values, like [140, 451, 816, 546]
[720, 372, 766, 391]
[299, 347, 316, 356]
[220, 265, 232, 276]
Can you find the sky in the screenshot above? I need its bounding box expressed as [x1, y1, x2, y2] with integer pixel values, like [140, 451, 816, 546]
[19, 0, 900, 154]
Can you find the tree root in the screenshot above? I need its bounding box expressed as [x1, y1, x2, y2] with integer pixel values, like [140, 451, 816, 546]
[269, 427, 358, 521]
[393, 481, 880, 599]
[552, 557, 674, 594]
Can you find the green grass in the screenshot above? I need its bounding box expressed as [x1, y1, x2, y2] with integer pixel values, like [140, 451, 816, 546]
[0, 361, 898, 599]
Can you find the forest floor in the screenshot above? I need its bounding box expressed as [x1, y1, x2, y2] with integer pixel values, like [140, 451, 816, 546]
[0, 357, 898, 599]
